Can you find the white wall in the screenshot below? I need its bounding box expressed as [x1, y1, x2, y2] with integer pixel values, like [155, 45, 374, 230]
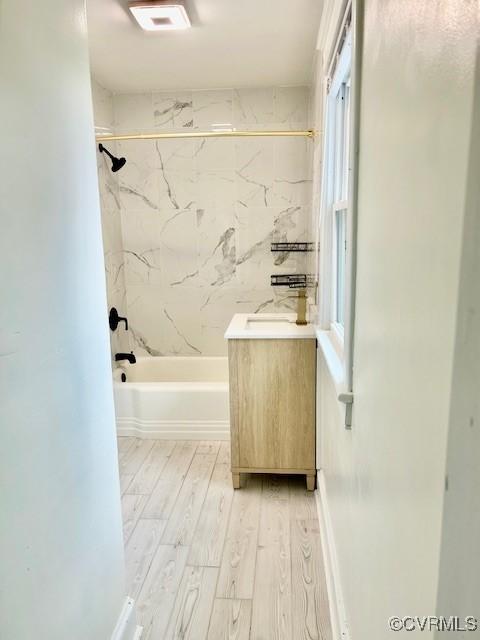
[435, 46, 480, 631]
[0, 2, 127, 638]
[94, 87, 311, 356]
[313, 1, 479, 638]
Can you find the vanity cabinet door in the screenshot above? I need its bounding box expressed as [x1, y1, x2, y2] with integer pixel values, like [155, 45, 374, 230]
[228, 338, 316, 471]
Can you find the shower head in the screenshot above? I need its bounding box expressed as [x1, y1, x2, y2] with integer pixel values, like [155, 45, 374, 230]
[98, 143, 126, 173]
[111, 156, 127, 172]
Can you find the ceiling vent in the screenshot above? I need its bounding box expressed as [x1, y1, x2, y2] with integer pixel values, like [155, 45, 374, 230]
[129, 0, 191, 31]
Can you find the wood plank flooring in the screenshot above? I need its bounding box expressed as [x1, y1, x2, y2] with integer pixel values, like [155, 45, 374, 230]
[118, 437, 332, 640]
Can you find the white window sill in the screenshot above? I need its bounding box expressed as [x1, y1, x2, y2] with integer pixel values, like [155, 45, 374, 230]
[316, 328, 347, 398]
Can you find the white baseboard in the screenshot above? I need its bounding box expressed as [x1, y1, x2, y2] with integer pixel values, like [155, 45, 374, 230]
[316, 470, 351, 640]
[116, 418, 230, 440]
[111, 598, 142, 640]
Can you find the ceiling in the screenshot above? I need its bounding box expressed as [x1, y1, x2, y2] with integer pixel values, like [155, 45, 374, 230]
[87, 0, 322, 93]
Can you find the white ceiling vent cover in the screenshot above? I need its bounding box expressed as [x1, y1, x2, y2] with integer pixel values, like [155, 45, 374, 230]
[129, 0, 191, 31]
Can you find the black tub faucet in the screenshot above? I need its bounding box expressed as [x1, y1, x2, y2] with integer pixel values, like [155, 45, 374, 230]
[115, 352, 136, 364]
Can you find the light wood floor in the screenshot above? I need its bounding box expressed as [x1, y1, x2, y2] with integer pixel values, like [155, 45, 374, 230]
[118, 437, 332, 640]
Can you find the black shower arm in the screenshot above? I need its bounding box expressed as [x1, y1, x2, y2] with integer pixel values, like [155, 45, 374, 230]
[99, 143, 114, 160]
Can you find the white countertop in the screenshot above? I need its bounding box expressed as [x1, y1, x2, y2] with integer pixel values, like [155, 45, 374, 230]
[224, 313, 316, 340]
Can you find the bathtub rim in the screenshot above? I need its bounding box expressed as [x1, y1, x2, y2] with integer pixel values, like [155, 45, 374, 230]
[113, 381, 229, 391]
[113, 355, 229, 385]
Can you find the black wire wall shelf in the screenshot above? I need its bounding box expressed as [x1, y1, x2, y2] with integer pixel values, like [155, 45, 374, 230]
[270, 274, 317, 289]
[270, 242, 316, 253]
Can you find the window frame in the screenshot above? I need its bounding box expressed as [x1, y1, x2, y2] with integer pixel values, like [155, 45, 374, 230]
[319, 25, 353, 361]
[333, 203, 347, 330]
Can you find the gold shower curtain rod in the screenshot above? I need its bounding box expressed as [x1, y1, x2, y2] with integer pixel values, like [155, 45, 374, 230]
[96, 129, 314, 142]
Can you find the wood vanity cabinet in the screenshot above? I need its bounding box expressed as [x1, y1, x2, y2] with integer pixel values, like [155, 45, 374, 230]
[228, 338, 316, 490]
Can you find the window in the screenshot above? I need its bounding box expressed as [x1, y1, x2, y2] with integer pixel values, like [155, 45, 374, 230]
[332, 75, 350, 332]
[335, 208, 347, 324]
[317, 2, 359, 427]
[320, 24, 353, 350]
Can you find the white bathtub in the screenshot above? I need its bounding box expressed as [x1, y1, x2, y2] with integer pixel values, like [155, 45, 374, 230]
[113, 356, 230, 440]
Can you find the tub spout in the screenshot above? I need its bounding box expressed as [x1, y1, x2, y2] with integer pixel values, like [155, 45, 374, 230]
[115, 352, 136, 364]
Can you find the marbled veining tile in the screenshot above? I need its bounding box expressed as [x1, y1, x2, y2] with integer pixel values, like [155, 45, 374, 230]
[122, 249, 162, 287]
[196, 207, 236, 287]
[153, 91, 193, 129]
[121, 209, 161, 251]
[127, 284, 204, 356]
[272, 175, 312, 207]
[198, 286, 297, 354]
[235, 137, 275, 172]
[192, 89, 233, 128]
[158, 170, 196, 211]
[158, 208, 198, 285]
[236, 287, 298, 314]
[273, 205, 308, 242]
[272, 137, 312, 206]
[274, 137, 311, 180]
[196, 170, 236, 210]
[117, 140, 159, 211]
[274, 86, 309, 126]
[235, 205, 307, 290]
[93, 82, 130, 355]
[92, 79, 115, 133]
[113, 93, 154, 133]
[98, 155, 122, 218]
[163, 205, 237, 290]
[110, 327, 130, 357]
[235, 137, 275, 207]
[101, 206, 123, 260]
[235, 207, 277, 290]
[127, 280, 300, 358]
[272, 206, 309, 275]
[120, 209, 163, 286]
[155, 139, 197, 211]
[154, 138, 196, 172]
[197, 287, 244, 354]
[96, 85, 313, 357]
[104, 250, 126, 303]
[235, 206, 273, 256]
[233, 88, 275, 125]
[195, 137, 235, 171]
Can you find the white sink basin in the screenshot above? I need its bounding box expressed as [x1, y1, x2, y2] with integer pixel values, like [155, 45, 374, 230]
[225, 313, 316, 340]
[245, 316, 293, 332]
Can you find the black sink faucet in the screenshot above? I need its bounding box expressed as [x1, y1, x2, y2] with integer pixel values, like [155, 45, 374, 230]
[115, 352, 136, 364]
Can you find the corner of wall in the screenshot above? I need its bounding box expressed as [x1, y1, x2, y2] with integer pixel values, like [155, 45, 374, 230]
[111, 598, 142, 640]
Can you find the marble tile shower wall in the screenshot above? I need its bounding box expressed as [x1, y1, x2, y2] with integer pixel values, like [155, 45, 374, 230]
[91, 79, 129, 355]
[307, 53, 324, 327]
[110, 86, 312, 356]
